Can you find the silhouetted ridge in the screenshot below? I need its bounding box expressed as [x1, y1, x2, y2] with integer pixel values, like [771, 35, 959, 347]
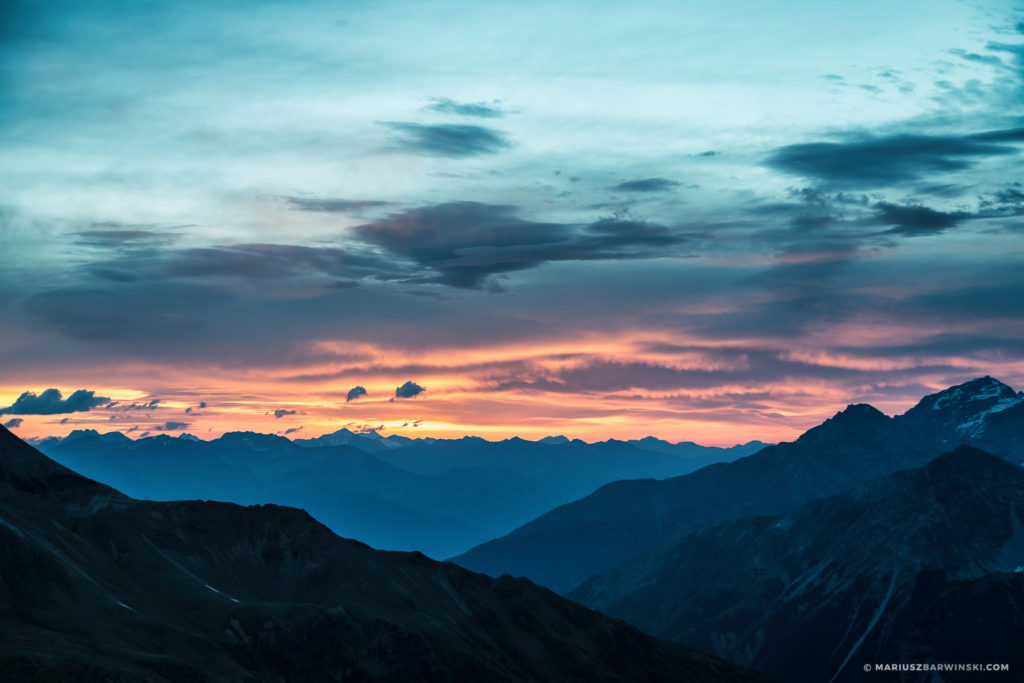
[920, 443, 1021, 478]
[0, 424, 121, 504]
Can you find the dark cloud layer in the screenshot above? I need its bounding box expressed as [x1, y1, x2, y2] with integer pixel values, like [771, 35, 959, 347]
[355, 202, 683, 287]
[0, 388, 110, 415]
[483, 349, 976, 398]
[77, 243, 390, 289]
[610, 178, 681, 193]
[767, 127, 1024, 186]
[381, 122, 511, 157]
[485, 354, 868, 394]
[425, 98, 506, 118]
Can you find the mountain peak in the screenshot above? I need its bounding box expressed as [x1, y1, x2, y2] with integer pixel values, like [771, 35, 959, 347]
[796, 403, 890, 445]
[914, 376, 1018, 411]
[62, 428, 102, 443]
[901, 376, 1022, 439]
[839, 402, 887, 417]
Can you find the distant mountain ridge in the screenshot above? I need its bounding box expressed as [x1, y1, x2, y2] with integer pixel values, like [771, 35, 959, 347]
[0, 424, 764, 682]
[32, 426, 764, 559]
[453, 376, 1024, 594]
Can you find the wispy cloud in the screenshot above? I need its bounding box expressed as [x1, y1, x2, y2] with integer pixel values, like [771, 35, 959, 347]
[424, 97, 508, 118]
[381, 122, 512, 157]
[285, 197, 393, 213]
[610, 178, 681, 193]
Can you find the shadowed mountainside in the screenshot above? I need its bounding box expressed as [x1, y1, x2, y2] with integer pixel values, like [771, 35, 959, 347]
[570, 445, 1024, 682]
[0, 424, 766, 682]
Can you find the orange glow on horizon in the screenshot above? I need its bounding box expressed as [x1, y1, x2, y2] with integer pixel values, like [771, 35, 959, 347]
[4, 327, 1024, 448]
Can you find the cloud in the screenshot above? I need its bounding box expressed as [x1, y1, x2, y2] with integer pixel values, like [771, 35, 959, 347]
[610, 178, 681, 193]
[285, 197, 392, 213]
[874, 202, 965, 235]
[392, 381, 425, 400]
[284, 426, 303, 435]
[105, 399, 161, 412]
[0, 388, 110, 415]
[381, 122, 511, 157]
[355, 202, 684, 288]
[199, 401, 207, 408]
[346, 385, 367, 402]
[767, 128, 1024, 186]
[273, 408, 297, 418]
[74, 227, 179, 248]
[3, 418, 23, 428]
[161, 244, 385, 282]
[157, 421, 189, 431]
[949, 48, 1003, 67]
[425, 97, 507, 118]
[72, 243, 391, 290]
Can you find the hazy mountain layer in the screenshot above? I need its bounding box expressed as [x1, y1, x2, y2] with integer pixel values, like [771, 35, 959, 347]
[35, 429, 761, 558]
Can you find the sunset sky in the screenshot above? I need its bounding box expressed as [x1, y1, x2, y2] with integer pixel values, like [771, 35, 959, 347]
[1, 0, 1023, 445]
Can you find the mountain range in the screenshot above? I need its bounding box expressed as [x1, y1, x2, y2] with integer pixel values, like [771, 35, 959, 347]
[449, 376, 1024, 681]
[9, 375, 1024, 680]
[34, 429, 764, 559]
[453, 376, 1024, 594]
[0, 423, 764, 682]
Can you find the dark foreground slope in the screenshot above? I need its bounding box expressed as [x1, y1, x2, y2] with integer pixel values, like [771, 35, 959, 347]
[454, 377, 1024, 593]
[0, 426, 761, 683]
[570, 446, 1024, 682]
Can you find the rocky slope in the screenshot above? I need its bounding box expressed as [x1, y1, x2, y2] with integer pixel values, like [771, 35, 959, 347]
[570, 445, 1024, 682]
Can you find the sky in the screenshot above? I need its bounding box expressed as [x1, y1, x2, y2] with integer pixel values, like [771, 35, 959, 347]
[1, 0, 1023, 445]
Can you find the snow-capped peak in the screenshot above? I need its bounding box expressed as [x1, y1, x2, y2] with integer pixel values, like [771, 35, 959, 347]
[929, 376, 1017, 411]
[900, 376, 1023, 440]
